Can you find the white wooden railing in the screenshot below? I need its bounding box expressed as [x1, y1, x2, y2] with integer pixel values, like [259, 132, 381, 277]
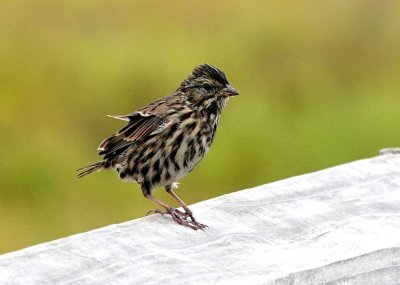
[1, 150, 400, 284]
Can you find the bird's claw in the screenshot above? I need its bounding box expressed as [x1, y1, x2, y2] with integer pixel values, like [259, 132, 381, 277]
[149, 207, 207, 231]
[182, 210, 208, 230]
[146, 209, 165, 216]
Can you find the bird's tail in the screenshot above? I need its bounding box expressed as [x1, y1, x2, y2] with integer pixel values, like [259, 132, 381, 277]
[76, 161, 105, 179]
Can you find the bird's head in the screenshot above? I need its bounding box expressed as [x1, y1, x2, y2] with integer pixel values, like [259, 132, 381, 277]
[178, 64, 239, 109]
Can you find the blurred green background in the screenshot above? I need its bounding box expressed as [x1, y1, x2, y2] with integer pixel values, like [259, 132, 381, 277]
[1, 0, 400, 254]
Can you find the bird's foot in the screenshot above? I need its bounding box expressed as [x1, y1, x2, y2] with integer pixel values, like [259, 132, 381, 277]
[149, 207, 207, 231]
[182, 208, 208, 230]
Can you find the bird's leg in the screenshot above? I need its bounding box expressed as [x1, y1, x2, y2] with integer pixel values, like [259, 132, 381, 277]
[165, 185, 207, 230]
[144, 194, 185, 216]
[144, 193, 175, 214]
[144, 193, 200, 230]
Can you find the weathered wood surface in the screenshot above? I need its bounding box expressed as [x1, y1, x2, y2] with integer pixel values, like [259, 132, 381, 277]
[1, 152, 400, 284]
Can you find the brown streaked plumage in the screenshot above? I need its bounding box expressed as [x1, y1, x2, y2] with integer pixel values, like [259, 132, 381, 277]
[77, 64, 239, 230]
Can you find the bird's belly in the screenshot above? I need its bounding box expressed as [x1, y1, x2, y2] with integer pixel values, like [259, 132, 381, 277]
[116, 150, 206, 188]
[159, 145, 208, 186]
[116, 123, 214, 188]
[158, 132, 211, 186]
[174, 150, 206, 179]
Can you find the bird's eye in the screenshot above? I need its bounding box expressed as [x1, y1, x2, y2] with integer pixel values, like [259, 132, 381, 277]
[202, 83, 212, 92]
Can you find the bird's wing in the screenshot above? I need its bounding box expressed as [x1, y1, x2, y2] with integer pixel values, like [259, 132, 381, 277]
[98, 94, 185, 158]
[98, 112, 166, 156]
[106, 114, 133, 121]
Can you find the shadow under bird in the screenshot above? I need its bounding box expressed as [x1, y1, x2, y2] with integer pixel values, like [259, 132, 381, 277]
[77, 64, 239, 230]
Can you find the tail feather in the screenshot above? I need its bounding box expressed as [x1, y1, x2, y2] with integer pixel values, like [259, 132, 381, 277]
[76, 161, 104, 179]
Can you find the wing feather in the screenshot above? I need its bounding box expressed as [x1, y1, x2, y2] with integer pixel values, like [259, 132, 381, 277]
[98, 94, 183, 158]
[98, 113, 165, 157]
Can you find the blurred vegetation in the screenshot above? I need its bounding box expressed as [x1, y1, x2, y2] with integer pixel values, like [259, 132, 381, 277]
[1, 0, 400, 253]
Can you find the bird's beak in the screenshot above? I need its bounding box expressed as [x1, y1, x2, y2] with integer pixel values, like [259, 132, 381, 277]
[222, 85, 239, 97]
